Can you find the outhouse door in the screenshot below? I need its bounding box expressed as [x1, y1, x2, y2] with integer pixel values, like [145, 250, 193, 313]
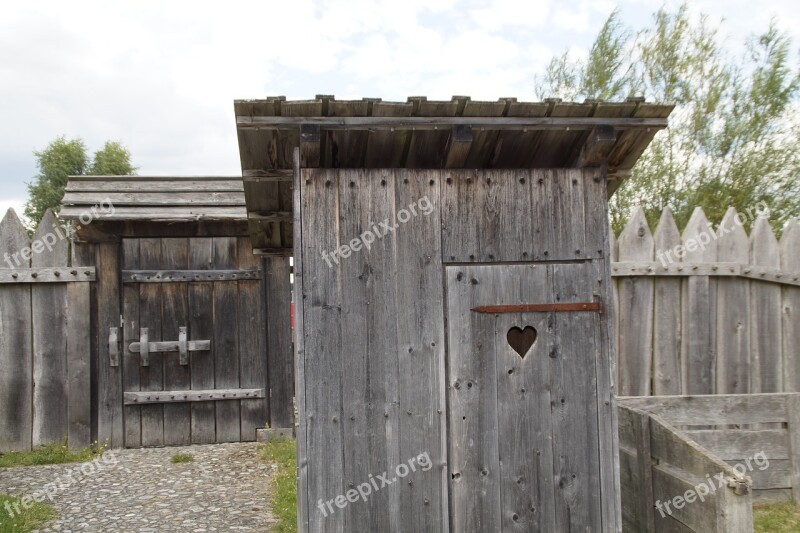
[118, 237, 268, 448]
[446, 262, 608, 532]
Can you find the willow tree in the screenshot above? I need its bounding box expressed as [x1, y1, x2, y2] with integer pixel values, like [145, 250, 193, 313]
[535, 5, 800, 234]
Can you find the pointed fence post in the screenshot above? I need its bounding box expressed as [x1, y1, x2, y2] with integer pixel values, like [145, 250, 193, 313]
[617, 207, 654, 396]
[653, 207, 682, 395]
[781, 219, 800, 392]
[681, 208, 717, 395]
[716, 207, 750, 394]
[0, 209, 33, 451]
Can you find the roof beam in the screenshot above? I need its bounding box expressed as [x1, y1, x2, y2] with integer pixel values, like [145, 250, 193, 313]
[300, 124, 321, 167]
[242, 169, 293, 182]
[442, 125, 473, 168]
[253, 247, 293, 257]
[574, 125, 617, 167]
[247, 211, 293, 221]
[237, 116, 669, 131]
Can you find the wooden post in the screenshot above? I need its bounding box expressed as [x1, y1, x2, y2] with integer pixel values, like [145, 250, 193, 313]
[631, 408, 655, 531]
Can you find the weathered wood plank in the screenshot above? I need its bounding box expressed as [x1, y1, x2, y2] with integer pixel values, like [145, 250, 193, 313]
[619, 394, 790, 425]
[653, 208, 682, 395]
[0, 209, 33, 451]
[445, 265, 502, 532]
[212, 237, 241, 443]
[188, 237, 216, 444]
[716, 208, 751, 395]
[238, 237, 268, 441]
[393, 169, 448, 533]
[681, 208, 717, 395]
[301, 167, 345, 533]
[62, 191, 245, 206]
[122, 239, 141, 447]
[31, 210, 69, 446]
[66, 279, 91, 449]
[750, 216, 782, 394]
[66, 178, 245, 192]
[0, 267, 96, 283]
[161, 238, 191, 446]
[263, 256, 292, 429]
[781, 219, 800, 392]
[617, 207, 654, 396]
[293, 149, 310, 533]
[124, 388, 265, 404]
[786, 394, 800, 505]
[139, 238, 164, 446]
[683, 429, 788, 460]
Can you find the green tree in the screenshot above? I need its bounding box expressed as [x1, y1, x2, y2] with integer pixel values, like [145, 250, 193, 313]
[535, 5, 800, 234]
[24, 137, 136, 225]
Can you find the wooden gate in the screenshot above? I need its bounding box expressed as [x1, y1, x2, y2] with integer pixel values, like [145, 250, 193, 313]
[119, 236, 267, 447]
[446, 263, 608, 532]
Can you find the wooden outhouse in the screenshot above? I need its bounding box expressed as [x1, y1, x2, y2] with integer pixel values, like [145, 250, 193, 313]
[235, 96, 672, 532]
[58, 176, 293, 448]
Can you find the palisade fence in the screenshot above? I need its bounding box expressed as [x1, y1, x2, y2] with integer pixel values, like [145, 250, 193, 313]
[2, 204, 799, 453]
[611, 206, 800, 397]
[0, 209, 93, 452]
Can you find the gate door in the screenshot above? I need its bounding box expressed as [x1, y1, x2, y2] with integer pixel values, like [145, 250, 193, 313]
[446, 263, 607, 532]
[119, 237, 267, 447]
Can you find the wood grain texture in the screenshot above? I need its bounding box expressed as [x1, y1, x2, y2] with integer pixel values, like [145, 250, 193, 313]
[31, 210, 69, 446]
[715, 208, 750, 394]
[264, 256, 293, 429]
[188, 238, 216, 444]
[681, 208, 717, 395]
[781, 219, 800, 392]
[138, 238, 164, 446]
[750, 216, 782, 393]
[653, 208, 682, 395]
[238, 237, 268, 441]
[616, 207, 654, 396]
[0, 209, 33, 451]
[212, 237, 241, 443]
[122, 239, 142, 447]
[161, 238, 191, 446]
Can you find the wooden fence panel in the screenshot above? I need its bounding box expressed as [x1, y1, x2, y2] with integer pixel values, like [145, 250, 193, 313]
[617, 207, 654, 396]
[781, 219, 800, 392]
[653, 208, 681, 395]
[612, 208, 800, 398]
[750, 217, 782, 394]
[0, 209, 33, 451]
[0, 209, 92, 452]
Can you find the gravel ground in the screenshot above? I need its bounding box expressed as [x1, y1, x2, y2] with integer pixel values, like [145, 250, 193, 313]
[0, 442, 277, 532]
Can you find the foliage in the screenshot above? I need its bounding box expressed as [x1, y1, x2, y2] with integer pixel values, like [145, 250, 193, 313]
[0, 494, 57, 533]
[535, 5, 800, 234]
[170, 452, 194, 464]
[24, 137, 136, 226]
[754, 502, 800, 532]
[0, 441, 105, 468]
[259, 439, 297, 533]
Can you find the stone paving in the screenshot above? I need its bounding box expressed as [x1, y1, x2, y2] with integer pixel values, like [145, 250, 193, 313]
[0, 442, 277, 532]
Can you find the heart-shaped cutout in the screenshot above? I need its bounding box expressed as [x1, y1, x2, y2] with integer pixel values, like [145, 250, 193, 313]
[507, 326, 537, 358]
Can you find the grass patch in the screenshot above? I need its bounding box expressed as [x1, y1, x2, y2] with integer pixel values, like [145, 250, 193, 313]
[0, 443, 103, 468]
[259, 438, 297, 533]
[0, 494, 57, 532]
[170, 452, 194, 464]
[754, 501, 800, 532]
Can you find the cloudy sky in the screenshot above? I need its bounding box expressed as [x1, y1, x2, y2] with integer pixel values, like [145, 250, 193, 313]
[1, 0, 798, 218]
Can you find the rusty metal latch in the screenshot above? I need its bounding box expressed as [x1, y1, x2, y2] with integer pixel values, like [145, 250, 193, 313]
[471, 302, 604, 314]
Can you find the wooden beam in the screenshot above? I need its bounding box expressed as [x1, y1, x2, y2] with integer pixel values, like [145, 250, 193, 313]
[443, 125, 473, 168]
[0, 267, 96, 283]
[242, 169, 294, 182]
[247, 211, 293, 222]
[300, 124, 321, 167]
[121, 269, 261, 283]
[575, 125, 616, 167]
[124, 388, 266, 405]
[129, 339, 211, 354]
[253, 247, 293, 257]
[237, 115, 670, 130]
